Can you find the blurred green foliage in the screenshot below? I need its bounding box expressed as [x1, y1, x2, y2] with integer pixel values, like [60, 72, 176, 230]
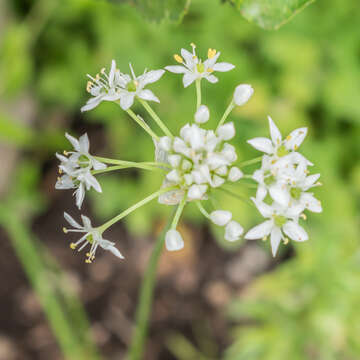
[1, 0, 360, 358]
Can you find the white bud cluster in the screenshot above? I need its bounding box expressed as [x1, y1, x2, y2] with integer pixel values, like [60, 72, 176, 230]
[210, 210, 244, 242]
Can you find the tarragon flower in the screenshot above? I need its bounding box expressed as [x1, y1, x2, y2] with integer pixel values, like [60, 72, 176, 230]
[245, 199, 308, 257]
[165, 43, 235, 87]
[56, 133, 106, 209]
[63, 212, 123, 263]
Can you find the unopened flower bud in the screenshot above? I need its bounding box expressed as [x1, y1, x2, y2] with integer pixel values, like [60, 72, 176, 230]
[228, 167, 243, 182]
[210, 210, 232, 226]
[233, 84, 254, 106]
[158, 136, 172, 152]
[165, 229, 184, 251]
[224, 220, 244, 241]
[217, 122, 235, 140]
[187, 184, 207, 199]
[195, 105, 210, 124]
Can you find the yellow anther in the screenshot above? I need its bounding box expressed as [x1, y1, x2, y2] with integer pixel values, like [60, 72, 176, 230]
[294, 145, 299, 150]
[63, 150, 68, 156]
[70, 243, 77, 249]
[57, 177, 61, 182]
[316, 181, 323, 186]
[207, 68, 214, 73]
[95, 73, 100, 80]
[286, 135, 292, 141]
[100, 67, 106, 74]
[174, 54, 183, 63]
[63, 227, 68, 234]
[262, 236, 268, 241]
[190, 42, 196, 48]
[301, 213, 307, 220]
[283, 238, 289, 245]
[86, 81, 92, 93]
[271, 159, 277, 164]
[86, 252, 90, 257]
[207, 48, 216, 59]
[58, 168, 62, 174]
[85, 259, 92, 264]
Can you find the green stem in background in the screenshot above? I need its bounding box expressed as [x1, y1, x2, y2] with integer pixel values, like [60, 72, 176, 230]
[126, 108, 160, 141]
[94, 156, 171, 170]
[92, 164, 165, 175]
[171, 193, 187, 229]
[217, 187, 254, 207]
[98, 186, 176, 233]
[126, 207, 177, 360]
[0, 209, 100, 360]
[216, 100, 235, 131]
[139, 99, 173, 138]
[238, 156, 262, 168]
[195, 78, 202, 110]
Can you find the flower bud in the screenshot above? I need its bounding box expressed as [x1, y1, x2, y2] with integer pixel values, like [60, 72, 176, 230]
[168, 154, 181, 168]
[210, 210, 232, 226]
[165, 229, 184, 251]
[158, 136, 172, 152]
[217, 122, 235, 141]
[233, 84, 254, 106]
[187, 184, 207, 199]
[224, 220, 244, 241]
[195, 105, 210, 124]
[228, 166, 243, 182]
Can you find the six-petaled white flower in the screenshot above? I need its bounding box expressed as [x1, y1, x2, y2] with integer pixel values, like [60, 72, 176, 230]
[165, 43, 234, 87]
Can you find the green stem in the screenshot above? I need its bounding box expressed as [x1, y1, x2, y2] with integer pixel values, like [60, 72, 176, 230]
[195, 201, 210, 219]
[126, 108, 159, 141]
[238, 156, 262, 168]
[139, 99, 173, 138]
[94, 156, 171, 170]
[171, 193, 187, 229]
[216, 101, 235, 131]
[195, 79, 201, 110]
[216, 187, 253, 207]
[126, 207, 177, 360]
[98, 186, 176, 233]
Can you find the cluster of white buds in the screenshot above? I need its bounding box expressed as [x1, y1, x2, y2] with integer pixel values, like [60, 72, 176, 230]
[245, 117, 322, 256]
[56, 43, 321, 263]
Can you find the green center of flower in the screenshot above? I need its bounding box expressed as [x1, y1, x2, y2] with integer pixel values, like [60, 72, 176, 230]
[264, 170, 276, 185]
[290, 187, 302, 200]
[127, 80, 137, 92]
[274, 215, 287, 228]
[277, 145, 289, 157]
[78, 154, 90, 168]
[197, 62, 205, 73]
[86, 234, 94, 244]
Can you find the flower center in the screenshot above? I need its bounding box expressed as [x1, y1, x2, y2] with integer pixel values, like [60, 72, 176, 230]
[86, 234, 94, 244]
[196, 62, 205, 73]
[290, 187, 302, 200]
[264, 170, 276, 185]
[78, 154, 91, 168]
[274, 215, 287, 227]
[277, 145, 289, 157]
[127, 80, 138, 92]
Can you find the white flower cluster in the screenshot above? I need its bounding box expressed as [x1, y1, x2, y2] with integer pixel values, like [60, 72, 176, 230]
[56, 133, 106, 209]
[245, 117, 322, 256]
[56, 43, 322, 263]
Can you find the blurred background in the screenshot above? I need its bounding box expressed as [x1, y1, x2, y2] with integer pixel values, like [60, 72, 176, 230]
[0, 0, 360, 359]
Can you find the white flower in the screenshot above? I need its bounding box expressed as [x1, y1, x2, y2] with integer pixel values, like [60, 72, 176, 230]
[233, 84, 254, 106]
[165, 44, 234, 87]
[195, 105, 210, 124]
[210, 210, 232, 226]
[224, 221, 244, 242]
[116, 64, 165, 110]
[81, 60, 122, 112]
[245, 199, 308, 257]
[165, 229, 184, 251]
[63, 212, 123, 262]
[248, 116, 309, 160]
[55, 133, 106, 209]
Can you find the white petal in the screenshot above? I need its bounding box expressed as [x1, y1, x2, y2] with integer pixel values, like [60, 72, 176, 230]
[166, 169, 181, 183]
[217, 122, 235, 141]
[64, 212, 82, 229]
[212, 62, 235, 72]
[283, 221, 308, 242]
[256, 185, 267, 201]
[304, 174, 320, 190]
[79, 133, 90, 153]
[251, 198, 273, 218]
[91, 158, 107, 171]
[140, 69, 165, 86]
[81, 97, 102, 112]
[269, 184, 290, 206]
[183, 73, 198, 88]
[165, 229, 184, 251]
[108, 60, 116, 87]
[268, 116, 282, 145]
[165, 65, 187, 74]
[158, 136, 172, 152]
[195, 105, 210, 124]
[233, 84, 254, 106]
[205, 74, 218, 84]
[75, 184, 85, 209]
[245, 220, 273, 239]
[224, 221, 244, 242]
[65, 133, 80, 151]
[228, 167, 243, 182]
[180, 48, 194, 64]
[81, 215, 92, 229]
[138, 89, 159, 103]
[285, 127, 308, 151]
[301, 193, 322, 213]
[210, 210, 232, 226]
[212, 175, 225, 187]
[247, 138, 274, 154]
[270, 227, 282, 257]
[187, 184, 207, 200]
[119, 92, 135, 110]
[85, 174, 102, 193]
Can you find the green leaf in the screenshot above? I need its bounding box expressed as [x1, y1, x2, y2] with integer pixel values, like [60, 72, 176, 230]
[232, 0, 315, 30]
[111, 0, 191, 23]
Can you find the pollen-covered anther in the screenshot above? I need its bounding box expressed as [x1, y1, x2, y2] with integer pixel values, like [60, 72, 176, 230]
[207, 48, 216, 59]
[262, 236, 268, 241]
[286, 135, 292, 141]
[283, 238, 289, 245]
[174, 54, 183, 63]
[63, 227, 68, 234]
[100, 67, 106, 74]
[86, 81, 93, 92]
[95, 73, 100, 80]
[85, 259, 92, 264]
[301, 213, 307, 220]
[63, 150, 68, 156]
[70, 243, 77, 249]
[207, 68, 214, 73]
